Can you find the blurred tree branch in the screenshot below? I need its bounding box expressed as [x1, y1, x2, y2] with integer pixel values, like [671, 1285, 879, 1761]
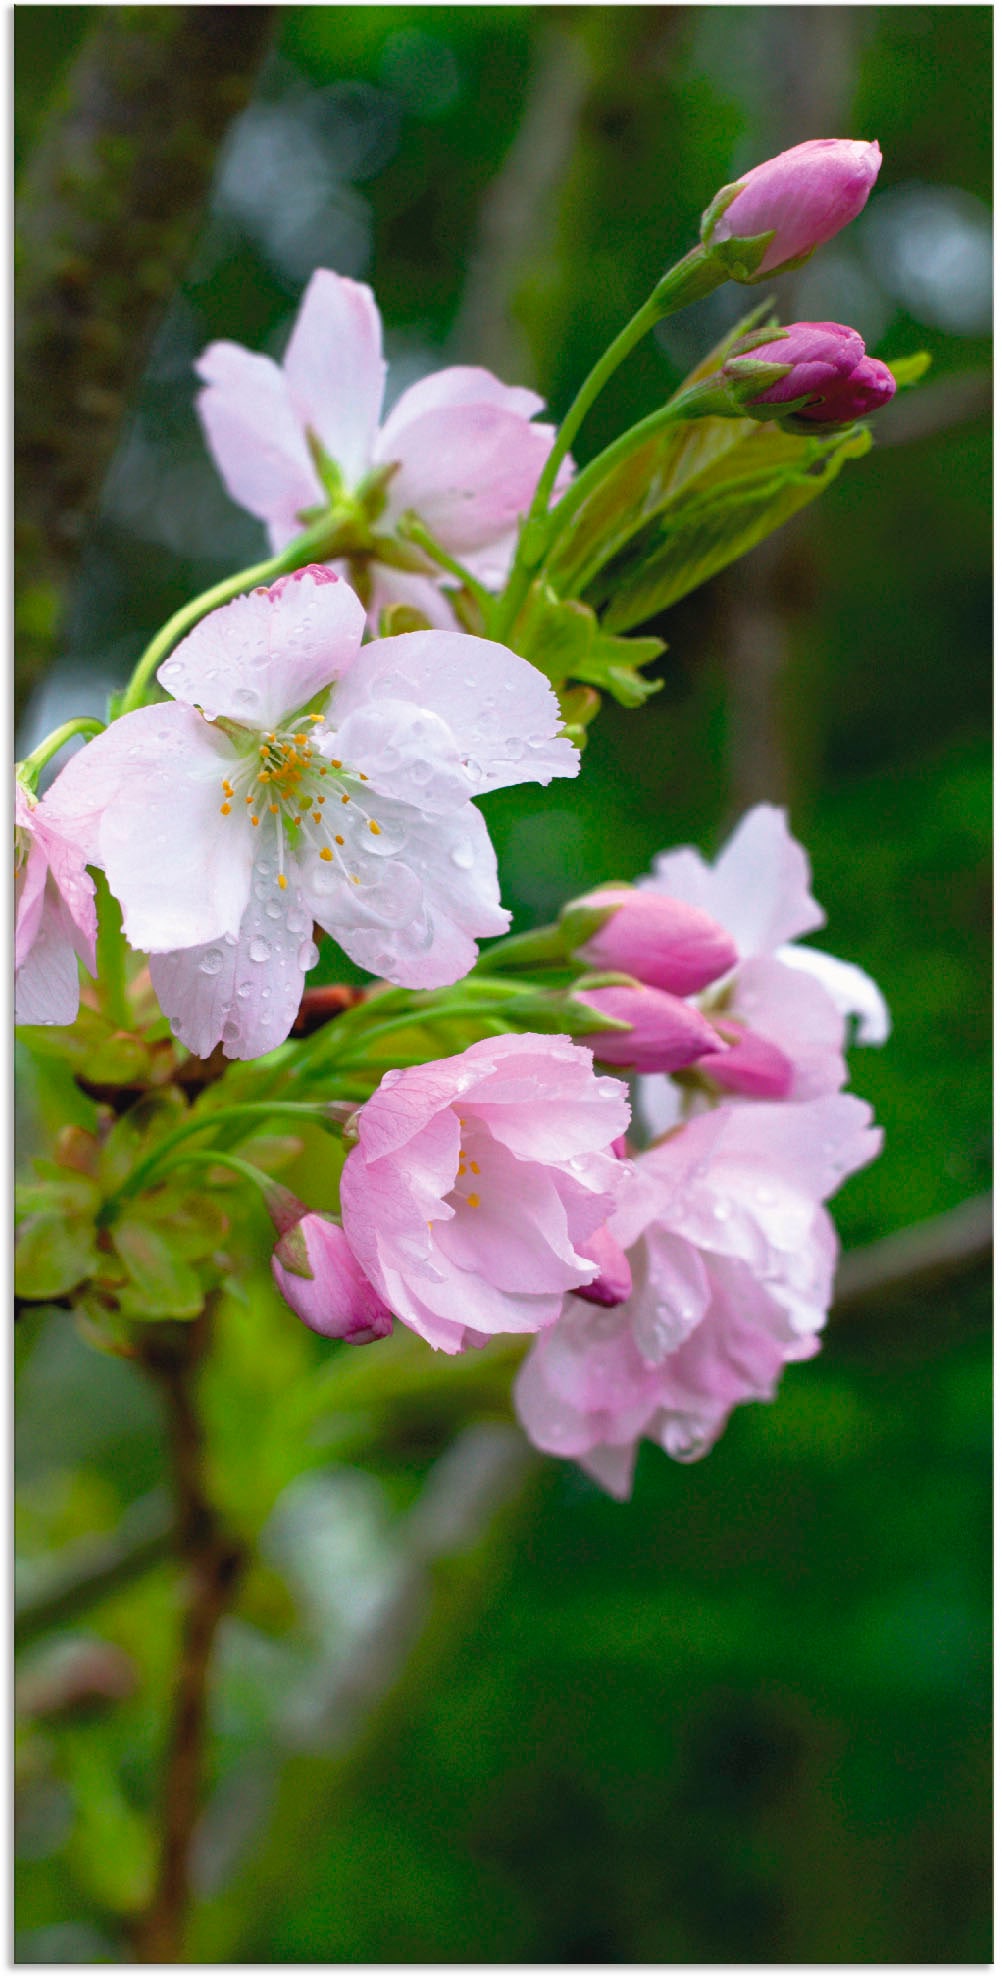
[14, 4, 276, 721]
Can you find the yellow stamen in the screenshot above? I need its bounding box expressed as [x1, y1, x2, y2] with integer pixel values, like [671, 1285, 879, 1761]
[467, 1193, 480, 1209]
[278, 874, 288, 891]
[220, 802, 231, 815]
[334, 834, 345, 846]
[330, 758, 342, 769]
[251, 815, 260, 826]
[341, 794, 350, 806]
[369, 819, 381, 836]
[469, 1161, 480, 1175]
[319, 847, 333, 862]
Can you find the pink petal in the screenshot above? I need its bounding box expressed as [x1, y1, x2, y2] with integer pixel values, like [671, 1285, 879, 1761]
[378, 366, 544, 453]
[776, 943, 890, 1045]
[282, 270, 386, 487]
[196, 340, 320, 535]
[380, 402, 557, 554]
[158, 567, 366, 732]
[646, 803, 824, 956]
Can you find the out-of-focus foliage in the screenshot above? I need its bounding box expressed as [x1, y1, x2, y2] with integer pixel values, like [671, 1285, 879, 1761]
[15, 5, 990, 1964]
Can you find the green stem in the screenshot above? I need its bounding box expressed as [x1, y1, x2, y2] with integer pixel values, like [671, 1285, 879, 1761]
[396, 516, 495, 618]
[117, 518, 346, 718]
[491, 246, 726, 643]
[101, 1101, 336, 1215]
[94, 873, 131, 1029]
[18, 717, 105, 785]
[160, 1148, 281, 1198]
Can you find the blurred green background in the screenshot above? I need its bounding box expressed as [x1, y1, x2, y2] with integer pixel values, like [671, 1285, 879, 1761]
[15, 6, 990, 1962]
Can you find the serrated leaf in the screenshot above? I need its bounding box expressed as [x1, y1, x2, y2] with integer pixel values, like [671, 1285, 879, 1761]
[110, 1213, 205, 1319]
[15, 1213, 100, 1300]
[515, 584, 664, 704]
[591, 421, 872, 633]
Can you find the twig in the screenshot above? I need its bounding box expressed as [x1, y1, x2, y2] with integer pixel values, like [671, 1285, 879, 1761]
[14, 5, 276, 717]
[131, 1300, 246, 1964]
[833, 1191, 993, 1315]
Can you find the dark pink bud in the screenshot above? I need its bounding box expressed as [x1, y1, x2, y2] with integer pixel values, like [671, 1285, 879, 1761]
[702, 138, 882, 279]
[726, 321, 896, 426]
[573, 886, 737, 996]
[581, 982, 725, 1074]
[574, 1223, 633, 1309]
[272, 1213, 394, 1344]
[697, 1020, 794, 1098]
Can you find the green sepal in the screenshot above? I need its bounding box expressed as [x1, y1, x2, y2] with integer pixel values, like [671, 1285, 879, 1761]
[557, 686, 601, 750]
[17, 1004, 155, 1086]
[368, 532, 435, 573]
[109, 1212, 207, 1319]
[703, 227, 777, 283]
[272, 1221, 315, 1279]
[555, 902, 618, 952]
[514, 584, 664, 706]
[136, 1185, 231, 1261]
[378, 602, 434, 637]
[15, 1211, 100, 1300]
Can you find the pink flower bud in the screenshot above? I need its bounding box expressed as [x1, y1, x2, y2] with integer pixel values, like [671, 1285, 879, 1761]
[580, 982, 725, 1074]
[697, 1020, 794, 1098]
[572, 886, 738, 996]
[702, 138, 882, 280]
[574, 1224, 633, 1309]
[725, 321, 896, 427]
[271, 1213, 394, 1345]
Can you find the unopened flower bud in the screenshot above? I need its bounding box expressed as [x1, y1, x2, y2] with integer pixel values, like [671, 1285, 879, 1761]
[271, 1213, 394, 1345]
[724, 321, 896, 427]
[701, 138, 882, 281]
[578, 981, 725, 1074]
[574, 1224, 634, 1309]
[696, 1020, 794, 1098]
[568, 886, 738, 996]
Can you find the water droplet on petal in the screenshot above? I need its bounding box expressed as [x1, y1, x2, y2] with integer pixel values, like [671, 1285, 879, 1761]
[248, 937, 271, 963]
[450, 838, 475, 870]
[298, 939, 319, 971]
[199, 949, 224, 976]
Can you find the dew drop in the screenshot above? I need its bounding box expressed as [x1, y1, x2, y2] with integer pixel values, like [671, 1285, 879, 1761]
[298, 939, 319, 971]
[264, 899, 282, 920]
[450, 839, 475, 871]
[199, 949, 224, 976]
[222, 1019, 241, 1042]
[236, 983, 252, 1000]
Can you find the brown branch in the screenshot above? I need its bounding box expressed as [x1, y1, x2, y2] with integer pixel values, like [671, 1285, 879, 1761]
[833, 1192, 992, 1315]
[131, 1301, 245, 1964]
[14, 5, 276, 718]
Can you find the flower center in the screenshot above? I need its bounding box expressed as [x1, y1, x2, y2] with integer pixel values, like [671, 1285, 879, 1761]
[450, 1119, 482, 1209]
[218, 715, 386, 893]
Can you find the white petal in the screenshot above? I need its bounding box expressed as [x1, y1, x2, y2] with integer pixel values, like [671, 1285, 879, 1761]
[776, 943, 891, 1045]
[331, 629, 578, 797]
[158, 568, 366, 732]
[149, 846, 315, 1060]
[332, 699, 471, 814]
[647, 804, 824, 956]
[378, 366, 543, 455]
[283, 271, 385, 487]
[196, 340, 320, 532]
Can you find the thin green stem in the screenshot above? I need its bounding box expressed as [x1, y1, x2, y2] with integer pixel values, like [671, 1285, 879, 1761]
[94, 873, 131, 1029]
[396, 516, 495, 618]
[117, 518, 345, 718]
[18, 717, 105, 785]
[101, 1101, 335, 1215]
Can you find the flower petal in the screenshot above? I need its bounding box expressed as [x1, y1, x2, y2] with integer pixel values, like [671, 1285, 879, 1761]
[196, 340, 320, 535]
[41, 705, 255, 953]
[378, 366, 544, 452]
[149, 843, 315, 1060]
[380, 403, 557, 554]
[647, 803, 824, 956]
[282, 270, 385, 487]
[15, 889, 83, 1025]
[776, 942, 891, 1045]
[332, 629, 578, 797]
[158, 567, 366, 731]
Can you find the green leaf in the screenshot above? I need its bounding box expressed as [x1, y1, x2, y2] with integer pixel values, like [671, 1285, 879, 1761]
[110, 1212, 206, 1319]
[888, 350, 932, 388]
[18, 1003, 153, 1085]
[590, 420, 872, 634]
[97, 1087, 189, 1192]
[15, 1212, 100, 1300]
[514, 584, 664, 705]
[140, 1185, 230, 1261]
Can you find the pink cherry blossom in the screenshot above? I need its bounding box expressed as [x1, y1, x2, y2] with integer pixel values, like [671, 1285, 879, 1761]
[338, 1034, 632, 1355]
[636, 804, 889, 1135]
[724, 321, 896, 426]
[15, 777, 97, 1027]
[576, 981, 725, 1073]
[42, 567, 577, 1060]
[271, 1213, 393, 1344]
[196, 270, 568, 626]
[515, 1094, 881, 1498]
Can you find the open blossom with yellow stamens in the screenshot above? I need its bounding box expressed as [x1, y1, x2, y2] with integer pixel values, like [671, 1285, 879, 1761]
[42, 567, 578, 1060]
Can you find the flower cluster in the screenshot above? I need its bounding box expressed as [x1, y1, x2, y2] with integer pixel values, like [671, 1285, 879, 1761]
[15, 132, 899, 1501]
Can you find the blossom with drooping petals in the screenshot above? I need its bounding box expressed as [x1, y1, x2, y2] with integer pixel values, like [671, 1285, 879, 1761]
[724, 321, 896, 427]
[271, 1213, 394, 1345]
[636, 804, 889, 1135]
[701, 138, 882, 281]
[196, 269, 570, 627]
[15, 777, 97, 1026]
[42, 567, 577, 1060]
[567, 884, 739, 995]
[515, 1094, 881, 1498]
[338, 1034, 632, 1355]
